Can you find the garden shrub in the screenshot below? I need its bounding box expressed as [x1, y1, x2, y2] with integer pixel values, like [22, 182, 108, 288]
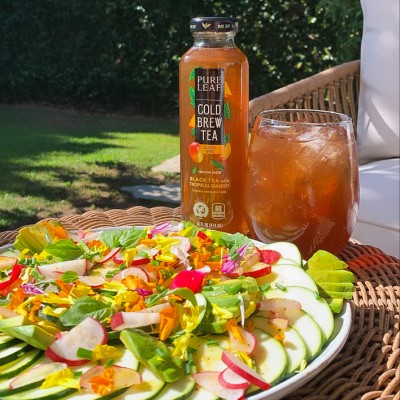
[0, 0, 362, 115]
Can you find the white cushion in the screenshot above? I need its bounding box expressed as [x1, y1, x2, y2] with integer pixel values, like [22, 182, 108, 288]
[357, 0, 400, 164]
[352, 158, 400, 258]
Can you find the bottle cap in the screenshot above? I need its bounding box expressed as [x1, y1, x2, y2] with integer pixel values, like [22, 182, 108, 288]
[190, 17, 238, 33]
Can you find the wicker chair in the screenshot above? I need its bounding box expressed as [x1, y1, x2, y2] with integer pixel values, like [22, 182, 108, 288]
[249, 60, 360, 135]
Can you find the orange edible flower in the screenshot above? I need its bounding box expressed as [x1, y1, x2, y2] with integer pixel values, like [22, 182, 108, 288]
[42, 221, 69, 240]
[159, 306, 179, 341]
[90, 367, 114, 396]
[274, 332, 285, 343]
[28, 298, 43, 321]
[9, 286, 28, 309]
[123, 275, 153, 293]
[227, 319, 246, 344]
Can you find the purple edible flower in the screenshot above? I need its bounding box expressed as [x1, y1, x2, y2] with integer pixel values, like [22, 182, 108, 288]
[150, 221, 184, 236]
[21, 283, 44, 295]
[221, 244, 249, 274]
[136, 287, 153, 296]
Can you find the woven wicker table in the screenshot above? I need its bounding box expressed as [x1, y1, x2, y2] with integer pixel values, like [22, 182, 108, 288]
[0, 206, 399, 400]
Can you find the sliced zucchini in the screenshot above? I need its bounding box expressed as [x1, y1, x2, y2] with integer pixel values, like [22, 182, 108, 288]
[185, 386, 218, 400]
[115, 365, 165, 400]
[0, 334, 20, 351]
[157, 375, 196, 400]
[0, 351, 43, 380]
[256, 264, 318, 292]
[285, 308, 323, 360]
[250, 316, 307, 376]
[258, 242, 302, 266]
[0, 342, 34, 366]
[188, 335, 229, 373]
[263, 286, 334, 343]
[252, 328, 287, 385]
[0, 385, 77, 400]
[0, 381, 43, 397]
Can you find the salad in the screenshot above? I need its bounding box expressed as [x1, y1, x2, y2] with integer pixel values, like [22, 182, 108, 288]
[0, 221, 354, 400]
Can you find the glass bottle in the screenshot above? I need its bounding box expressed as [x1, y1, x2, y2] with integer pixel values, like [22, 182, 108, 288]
[179, 16, 249, 233]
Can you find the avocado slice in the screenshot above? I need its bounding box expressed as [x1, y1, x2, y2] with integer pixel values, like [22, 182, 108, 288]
[325, 298, 344, 313]
[306, 269, 355, 283]
[198, 277, 261, 334]
[0, 316, 55, 350]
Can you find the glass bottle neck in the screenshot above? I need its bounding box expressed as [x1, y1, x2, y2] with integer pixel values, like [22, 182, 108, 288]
[192, 32, 237, 48]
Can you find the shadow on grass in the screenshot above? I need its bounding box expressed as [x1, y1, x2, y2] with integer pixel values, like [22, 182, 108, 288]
[0, 105, 180, 231]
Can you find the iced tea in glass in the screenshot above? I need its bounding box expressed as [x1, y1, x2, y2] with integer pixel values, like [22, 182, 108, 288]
[244, 109, 359, 259]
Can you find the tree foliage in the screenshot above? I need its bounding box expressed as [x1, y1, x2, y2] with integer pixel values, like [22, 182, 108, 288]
[0, 0, 362, 115]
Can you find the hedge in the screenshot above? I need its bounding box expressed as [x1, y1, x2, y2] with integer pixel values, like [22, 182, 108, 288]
[0, 0, 362, 115]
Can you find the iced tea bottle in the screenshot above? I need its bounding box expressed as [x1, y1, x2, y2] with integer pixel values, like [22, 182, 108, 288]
[179, 17, 249, 233]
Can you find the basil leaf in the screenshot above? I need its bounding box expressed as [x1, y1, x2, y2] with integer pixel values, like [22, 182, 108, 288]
[60, 296, 113, 326]
[100, 228, 146, 249]
[45, 239, 84, 261]
[61, 271, 79, 283]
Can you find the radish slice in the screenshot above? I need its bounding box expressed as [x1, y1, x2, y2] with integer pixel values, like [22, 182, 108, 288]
[241, 252, 260, 270]
[37, 259, 87, 280]
[9, 362, 67, 389]
[112, 267, 150, 282]
[45, 317, 107, 366]
[0, 256, 17, 270]
[243, 262, 271, 278]
[170, 236, 191, 253]
[110, 302, 171, 331]
[192, 371, 246, 400]
[98, 247, 121, 264]
[131, 256, 150, 266]
[228, 326, 256, 355]
[218, 368, 250, 390]
[136, 244, 161, 258]
[80, 365, 141, 392]
[110, 311, 161, 331]
[113, 251, 124, 265]
[221, 350, 270, 390]
[78, 275, 105, 287]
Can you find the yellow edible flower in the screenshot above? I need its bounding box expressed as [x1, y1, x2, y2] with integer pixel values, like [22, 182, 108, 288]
[124, 248, 137, 266]
[175, 302, 199, 332]
[92, 344, 123, 361]
[41, 306, 68, 318]
[102, 281, 126, 292]
[172, 332, 192, 358]
[41, 368, 80, 390]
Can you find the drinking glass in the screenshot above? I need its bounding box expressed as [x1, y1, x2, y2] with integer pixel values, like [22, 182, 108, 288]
[244, 109, 359, 260]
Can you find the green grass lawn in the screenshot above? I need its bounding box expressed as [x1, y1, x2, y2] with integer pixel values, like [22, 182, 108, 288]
[0, 105, 180, 231]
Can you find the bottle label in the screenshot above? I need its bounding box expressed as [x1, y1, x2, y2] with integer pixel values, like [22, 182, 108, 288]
[195, 68, 224, 147]
[186, 66, 235, 230]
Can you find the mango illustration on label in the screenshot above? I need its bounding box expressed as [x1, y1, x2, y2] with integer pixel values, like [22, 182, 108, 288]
[188, 67, 232, 166]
